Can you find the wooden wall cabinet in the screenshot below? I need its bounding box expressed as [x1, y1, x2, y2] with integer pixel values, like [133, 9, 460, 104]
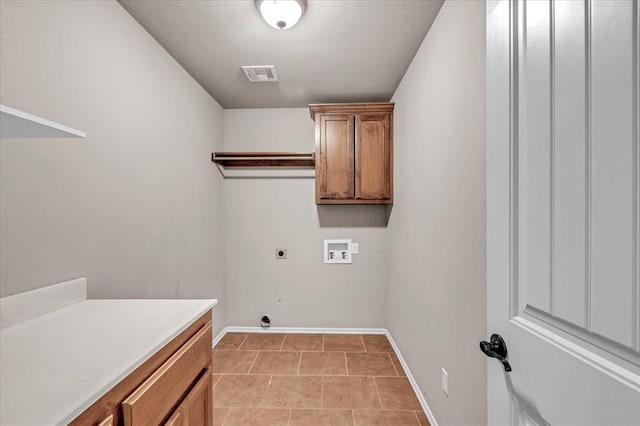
[70, 312, 213, 426]
[310, 103, 394, 204]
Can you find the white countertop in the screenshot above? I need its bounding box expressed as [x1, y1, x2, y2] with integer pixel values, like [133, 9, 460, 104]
[0, 299, 217, 426]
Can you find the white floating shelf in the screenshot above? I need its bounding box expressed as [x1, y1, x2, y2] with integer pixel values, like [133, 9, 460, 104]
[0, 104, 86, 139]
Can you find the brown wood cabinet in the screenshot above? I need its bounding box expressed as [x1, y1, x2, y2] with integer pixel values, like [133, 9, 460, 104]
[70, 311, 213, 426]
[164, 368, 212, 426]
[310, 103, 394, 204]
[97, 415, 114, 426]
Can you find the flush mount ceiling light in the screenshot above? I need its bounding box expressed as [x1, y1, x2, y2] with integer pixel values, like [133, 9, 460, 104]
[255, 0, 306, 30]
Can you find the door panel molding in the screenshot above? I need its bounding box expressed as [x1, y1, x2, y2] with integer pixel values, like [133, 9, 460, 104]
[549, 0, 556, 320]
[633, 0, 640, 353]
[523, 305, 640, 369]
[554, 0, 588, 328]
[509, 0, 521, 323]
[513, 0, 639, 361]
[590, 0, 635, 348]
[585, 0, 593, 336]
[511, 315, 640, 392]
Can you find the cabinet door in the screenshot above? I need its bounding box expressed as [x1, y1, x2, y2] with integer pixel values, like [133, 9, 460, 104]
[317, 114, 355, 201]
[97, 415, 114, 426]
[180, 369, 212, 426]
[165, 369, 212, 426]
[123, 322, 212, 425]
[355, 114, 391, 201]
[165, 411, 182, 426]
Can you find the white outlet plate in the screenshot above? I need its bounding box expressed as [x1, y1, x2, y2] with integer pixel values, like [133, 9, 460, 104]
[441, 368, 449, 396]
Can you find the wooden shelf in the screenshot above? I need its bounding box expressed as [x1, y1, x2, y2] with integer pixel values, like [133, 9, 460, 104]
[0, 104, 86, 139]
[211, 152, 315, 168]
[309, 102, 394, 121]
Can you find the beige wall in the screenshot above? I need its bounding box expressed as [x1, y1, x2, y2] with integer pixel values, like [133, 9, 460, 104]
[388, 1, 487, 425]
[0, 1, 226, 333]
[223, 108, 389, 328]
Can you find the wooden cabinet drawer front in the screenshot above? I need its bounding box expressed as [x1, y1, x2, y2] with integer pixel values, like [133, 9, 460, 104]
[122, 321, 212, 425]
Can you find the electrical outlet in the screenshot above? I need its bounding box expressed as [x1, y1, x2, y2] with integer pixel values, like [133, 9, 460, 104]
[441, 368, 449, 397]
[275, 248, 287, 259]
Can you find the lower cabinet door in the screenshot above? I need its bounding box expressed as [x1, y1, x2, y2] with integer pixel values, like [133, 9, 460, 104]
[97, 415, 114, 426]
[122, 322, 212, 425]
[165, 368, 213, 426]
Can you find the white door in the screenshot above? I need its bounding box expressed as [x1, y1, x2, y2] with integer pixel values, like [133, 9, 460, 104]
[487, 0, 640, 424]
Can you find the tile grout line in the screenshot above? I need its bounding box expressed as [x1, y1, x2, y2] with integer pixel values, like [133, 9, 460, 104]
[296, 351, 302, 375]
[261, 374, 274, 410]
[352, 408, 357, 426]
[211, 373, 222, 392]
[219, 407, 231, 426]
[320, 374, 325, 410]
[414, 410, 422, 425]
[388, 352, 400, 376]
[279, 334, 286, 351]
[372, 375, 385, 410]
[341, 374, 401, 378]
[344, 352, 349, 376]
[246, 348, 260, 374]
[237, 333, 250, 350]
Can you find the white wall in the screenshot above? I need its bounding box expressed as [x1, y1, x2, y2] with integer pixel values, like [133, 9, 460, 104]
[223, 108, 389, 328]
[388, 1, 487, 425]
[0, 0, 226, 334]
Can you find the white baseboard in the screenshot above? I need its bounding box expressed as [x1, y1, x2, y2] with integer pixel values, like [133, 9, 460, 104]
[212, 326, 438, 426]
[383, 330, 439, 426]
[212, 327, 228, 347]
[220, 326, 389, 335]
[212, 326, 387, 347]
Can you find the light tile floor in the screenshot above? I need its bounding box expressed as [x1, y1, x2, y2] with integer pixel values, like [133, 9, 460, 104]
[211, 333, 430, 426]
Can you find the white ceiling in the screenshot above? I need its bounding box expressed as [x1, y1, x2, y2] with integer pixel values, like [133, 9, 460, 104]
[119, 0, 443, 109]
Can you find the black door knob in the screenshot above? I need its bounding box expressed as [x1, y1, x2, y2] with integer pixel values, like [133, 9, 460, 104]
[480, 334, 512, 372]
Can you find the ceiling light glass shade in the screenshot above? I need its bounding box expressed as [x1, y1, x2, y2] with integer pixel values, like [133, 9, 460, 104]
[256, 0, 306, 30]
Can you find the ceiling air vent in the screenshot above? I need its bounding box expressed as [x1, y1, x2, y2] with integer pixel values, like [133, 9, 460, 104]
[241, 65, 279, 82]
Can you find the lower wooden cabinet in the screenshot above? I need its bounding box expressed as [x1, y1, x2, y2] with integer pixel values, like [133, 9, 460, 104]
[97, 415, 114, 426]
[70, 311, 213, 426]
[165, 369, 213, 426]
[122, 322, 212, 425]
